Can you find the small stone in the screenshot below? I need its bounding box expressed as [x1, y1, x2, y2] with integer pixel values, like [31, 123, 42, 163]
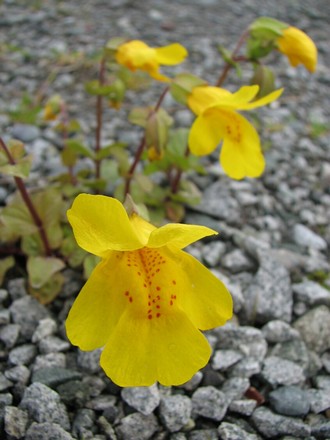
[25, 422, 73, 440]
[218, 422, 259, 440]
[87, 395, 117, 412]
[7, 278, 28, 300]
[308, 388, 330, 413]
[229, 399, 257, 416]
[77, 348, 102, 373]
[33, 352, 66, 371]
[292, 280, 330, 307]
[229, 357, 261, 378]
[0, 393, 13, 406]
[261, 356, 305, 387]
[321, 352, 330, 373]
[38, 336, 70, 354]
[293, 224, 327, 250]
[261, 320, 300, 343]
[252, 407, 311, 438]
[189, 429, 218, 440]
[4, 406, 28, 439]
[269, 386, 310, 416]
[116, 412, 159, 440]
[0, 289, 8, 303]
[221, 249, 254, 273]
[211, 349, 243, 371]
[293, 305, 330, 353]
[19, 382, 70, 430]
[9, 344, 37, 365]
[57, 380, 91, 406]
[5, 365, 30, 384]
[0, 309, 10, 324]
[0, 324, 20, 348]
[242, 252, 292, 324]
[10, 296, 49, 340]
[121, 384, 160, 415]
[0, 372, 13, 391]
[216, 324, 267, 360]
[314, 375, 330, 390]
[311, 421, 330, 439]
[221, 377, 250, 403]
[202, 241, 226, 267]
[159, 395, 192, 432]
[32, 318, 57, 343]
[270, 338, 310, 371]
[32, 367, 82, 388]
[10, 124, 41, 143]
[180, 371, 203, 391]
[192, 386, 228, 421]
[72, 409, 96, 438]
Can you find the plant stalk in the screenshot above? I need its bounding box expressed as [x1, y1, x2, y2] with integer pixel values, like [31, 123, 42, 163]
[0, 137, 52, 256]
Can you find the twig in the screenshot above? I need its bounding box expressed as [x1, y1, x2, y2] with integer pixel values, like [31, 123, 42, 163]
[0, 137, 52, 256]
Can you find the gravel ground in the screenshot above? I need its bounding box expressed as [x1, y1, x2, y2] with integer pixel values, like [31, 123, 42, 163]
[0, 0, 330, 439]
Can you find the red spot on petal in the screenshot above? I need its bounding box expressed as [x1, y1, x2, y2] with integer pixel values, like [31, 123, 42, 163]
[170, 300, 173, 306]
[129, 297, 133, 303]
[156, 286, 161, 291]
[172, 280, 176, 285]
[156, 313, 161, 318]
[148, 315, 152, 320]
[124, 291, 129, 296]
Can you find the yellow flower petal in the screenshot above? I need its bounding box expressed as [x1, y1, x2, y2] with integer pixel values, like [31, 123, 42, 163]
[100, 309, 211, 386]
[277, 26, 317, 73]
[168, 248, 233, 329]
[148, 223, 217, 249]
[219, 109, 265, 179]
[67, 194, 144, 256]
[115, 40, 155, 69]
[66, 254, 127, 350]
[188, 86, 231, 115]
[237, 87, 283, 110]
[188, 109, 223, 156]
[154, 43, 188, 65]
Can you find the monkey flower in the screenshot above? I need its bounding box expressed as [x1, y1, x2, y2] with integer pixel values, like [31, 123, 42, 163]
[66, 194, 232, 387]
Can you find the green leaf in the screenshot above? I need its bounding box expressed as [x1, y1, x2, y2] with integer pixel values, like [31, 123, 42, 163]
[85, 80, 118, 96]
[29, 272, 64, 304]
[100, 159, 119, 181]
[170, 180, 201, 206]
[64, 139, 94, 159]
[128, 107, 151, 127]
[94, 142, 126, 160]
[135, 173, 154, 193]
[0, 156, 32, 178]
[27, 256, 65, 289]
[249, 17, 287, 39]
[167, 128, 189, 157]
[0, 256, 15, 286]
[170, 73, 206, 105]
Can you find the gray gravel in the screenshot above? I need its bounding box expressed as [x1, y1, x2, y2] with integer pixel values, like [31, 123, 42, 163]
[0, 0, 330, 438]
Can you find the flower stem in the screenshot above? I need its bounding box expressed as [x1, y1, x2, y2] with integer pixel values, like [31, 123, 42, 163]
[0, 137, 52, 257]
[215, 29, 250, 87]
[124, 86, 169, 196]
[170, 147, 190, 194]
[95, 57, 106, 181]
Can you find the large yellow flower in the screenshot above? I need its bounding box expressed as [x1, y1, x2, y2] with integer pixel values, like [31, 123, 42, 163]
[116, 40, 187, 82]
[66, 194, 232, 387]
[277, 27, 317, 73]
[187, 85, 283, 180]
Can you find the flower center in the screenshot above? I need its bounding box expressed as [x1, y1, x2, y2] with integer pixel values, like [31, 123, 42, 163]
[120, 247, 178, 321]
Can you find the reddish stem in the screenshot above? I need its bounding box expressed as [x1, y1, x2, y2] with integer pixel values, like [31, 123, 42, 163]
[0, 137, 52, 256]
[124, 86, 169, 196]
[95, 57, 106, 181]
[60, 102, 76, 185]
[216, 29, 250, 87]
[170, 147, 190, 194]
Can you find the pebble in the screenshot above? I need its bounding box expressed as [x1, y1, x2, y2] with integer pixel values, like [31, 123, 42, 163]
[19, 382, 70, 430]
[293, 305, 330, 353]
[189, 429, 218, 440]
[72, 408, 96, 439]
[221, 249, 254, 273]
[180, 371, 203, 391]
[242, 252, 292, 324]
[261, 320, 300, 343]
[32, 366, 82, 388]
[218, 422, 259, 440]
[8, 344, 37, 366]
[321, 352, 330, 373]
[261, 356, 305, 387]
[10, 124, 41, 143]
[5, 365, 30, 384]
[76, 348, 102, 373]
[10, 296, 49, 340]
[7, 278, 28, 300]
[31, 318, 57, 343]
[221, 377, 250, 403]
[121, 384, 160, 415]
[229, 357, 262, 378]
[268, 386, 311, 416]
[159, 395, 192, 432]
[192, 386, 228, 421]
[292, 280, 330, 307]
[229, 399, 257, 416]
[4, 406, 28, 439]
[211, 349, 243, 371]
[201, 241, 226, 267]
[116, 412, 159, 440]
[33, 352, 67, 371]
[293, 224, 327, 250]
[0, 372, 13, 391]
[308, 388, 330, 413]
[0, 324, 20, 348]
[25, 422, 74, 440]
[0, 309, 10, 325]
[38, 336, 70, 354]
[251, 407, 311, 438]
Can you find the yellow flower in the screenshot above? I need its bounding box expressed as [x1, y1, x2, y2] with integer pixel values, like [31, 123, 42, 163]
[187, 85, 283, 180]
[66, 194, 232, 387]
[116, 40, 188, 82]
[277, 26, 317, 73]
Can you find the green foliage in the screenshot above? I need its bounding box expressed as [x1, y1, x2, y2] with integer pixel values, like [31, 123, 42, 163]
[0, 18, 317, 303]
